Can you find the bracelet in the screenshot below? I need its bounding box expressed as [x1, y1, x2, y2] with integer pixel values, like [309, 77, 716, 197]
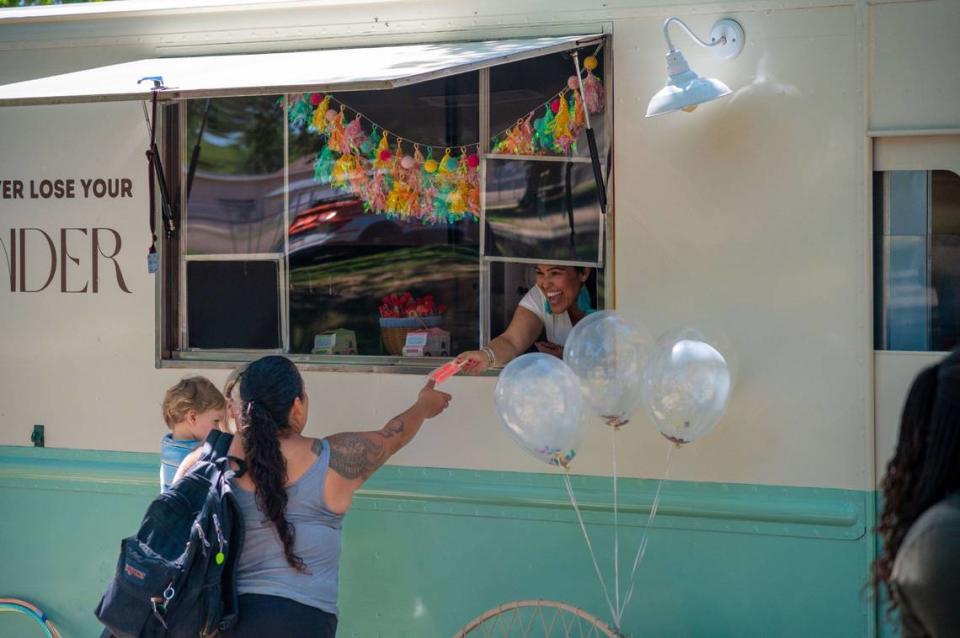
[480, 345, 497, 368]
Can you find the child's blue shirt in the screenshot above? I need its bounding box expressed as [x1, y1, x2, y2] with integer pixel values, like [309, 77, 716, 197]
[160, 433, 201, 493]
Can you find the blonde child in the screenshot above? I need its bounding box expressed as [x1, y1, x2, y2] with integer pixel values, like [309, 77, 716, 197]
[160, 376, 227, 493]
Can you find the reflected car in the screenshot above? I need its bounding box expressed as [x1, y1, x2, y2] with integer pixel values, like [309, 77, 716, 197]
[287, 188, 474, 265]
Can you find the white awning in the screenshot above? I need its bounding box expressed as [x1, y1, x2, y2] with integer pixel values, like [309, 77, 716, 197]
[0, 35, 602, 107]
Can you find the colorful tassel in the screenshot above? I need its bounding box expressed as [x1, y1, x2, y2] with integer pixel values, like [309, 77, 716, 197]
[344, 115, 366, 153]
[313, 146, 335, 184]
[583, 70, 604, 115]
[572, 89, 586, 130]
[450, 154, 471, 216]
[360, 125, 380, 156]
[421, 185, 437, 217]
[366, 171, 388, 213]
[373, 133, 391, 171]
[553, 93, 575, 153]
[327, 106, 347, 153]
[311, 95, 331, 134]
[289, 95, 313, 131]
[348, 157, 368, 194]
[436, 148, 455, 185]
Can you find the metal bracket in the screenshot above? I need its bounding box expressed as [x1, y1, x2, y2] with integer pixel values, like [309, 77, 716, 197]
[138, 76, 166, 90]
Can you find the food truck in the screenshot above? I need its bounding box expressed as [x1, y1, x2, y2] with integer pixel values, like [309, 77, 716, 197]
[0, 0, 958, 635]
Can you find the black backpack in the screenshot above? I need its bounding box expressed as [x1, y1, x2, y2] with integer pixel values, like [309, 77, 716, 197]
[95, 430, 246, 637]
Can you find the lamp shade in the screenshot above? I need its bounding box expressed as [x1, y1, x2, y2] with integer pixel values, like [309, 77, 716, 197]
[645, 49, 731, 117]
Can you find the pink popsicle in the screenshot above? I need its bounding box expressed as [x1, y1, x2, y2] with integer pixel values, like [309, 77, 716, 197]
[428, 359, 466, 385]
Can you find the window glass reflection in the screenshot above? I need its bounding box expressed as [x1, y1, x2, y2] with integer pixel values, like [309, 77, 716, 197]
[286, 77, 481, 355]
[185, 96, 285, 255]
[875, 170, 960, 351]
[485, 159, 602, 263]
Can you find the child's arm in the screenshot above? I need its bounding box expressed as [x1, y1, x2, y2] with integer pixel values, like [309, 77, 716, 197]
[172, 436, 244, 484]
[172, 447, 204, 485]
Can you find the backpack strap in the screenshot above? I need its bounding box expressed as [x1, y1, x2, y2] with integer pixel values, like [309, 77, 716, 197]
[202, 430, 248, 478]
[228, 456, 247, 478]
[202, 430, 234, 461]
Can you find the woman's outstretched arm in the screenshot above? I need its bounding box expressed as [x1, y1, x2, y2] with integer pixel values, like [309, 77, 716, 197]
[323, 381, 450, 513]
[457, 305, 543, 374]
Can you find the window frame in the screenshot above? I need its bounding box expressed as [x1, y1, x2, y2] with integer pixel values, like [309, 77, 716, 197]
[158, 42, 614, 372]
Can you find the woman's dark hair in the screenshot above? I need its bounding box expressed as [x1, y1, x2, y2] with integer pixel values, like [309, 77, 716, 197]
[238, 355, 306, 572]
[872, 348, 960, 616]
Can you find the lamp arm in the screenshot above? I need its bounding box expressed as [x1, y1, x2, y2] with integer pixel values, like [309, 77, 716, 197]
[662, 17, 725, 52]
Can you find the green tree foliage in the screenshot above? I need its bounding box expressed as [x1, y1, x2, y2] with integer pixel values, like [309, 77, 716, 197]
[187, 96, 284, 176]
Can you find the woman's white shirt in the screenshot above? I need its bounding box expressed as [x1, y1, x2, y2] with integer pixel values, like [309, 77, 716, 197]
[518, 285, 573, 346]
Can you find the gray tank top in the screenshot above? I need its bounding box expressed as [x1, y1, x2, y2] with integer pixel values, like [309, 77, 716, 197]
[231, 438, 343, 615]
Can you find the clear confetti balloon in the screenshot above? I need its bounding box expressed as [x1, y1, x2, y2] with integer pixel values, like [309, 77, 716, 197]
[642, 334, 732, 445]
[664, 326, 739, 386]
[564, 311, 652, 427]
[494, 353, 585, 467]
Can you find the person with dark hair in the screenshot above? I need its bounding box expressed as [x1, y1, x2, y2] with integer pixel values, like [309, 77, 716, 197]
[457, 263, 594, 372]
[175, 355, 451, 637]
[872, 348, 960, 637]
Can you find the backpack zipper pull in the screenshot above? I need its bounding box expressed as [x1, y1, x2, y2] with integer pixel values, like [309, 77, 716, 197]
[150, 598, 168, 630]
[212, 513, 226, 565]
[149, 582, 175, 629]
[193, 521, 211, 557]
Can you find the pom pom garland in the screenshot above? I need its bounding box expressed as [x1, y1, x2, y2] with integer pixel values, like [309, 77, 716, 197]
[292, 64, 603, 225]
[491, 65, 604, 157]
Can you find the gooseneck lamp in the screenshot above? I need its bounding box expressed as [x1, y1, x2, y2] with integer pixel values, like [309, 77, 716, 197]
[645, 17, 745, 117]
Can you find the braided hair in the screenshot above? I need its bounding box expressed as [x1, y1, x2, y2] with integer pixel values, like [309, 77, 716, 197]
[238, 356, 307, 572]
[872, 348, 960, 617]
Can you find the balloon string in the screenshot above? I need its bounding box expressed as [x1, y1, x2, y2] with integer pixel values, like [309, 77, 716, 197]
[562, 470, 619, 627]
[611, 424, 620, 620]
[618, 442, 675, 621]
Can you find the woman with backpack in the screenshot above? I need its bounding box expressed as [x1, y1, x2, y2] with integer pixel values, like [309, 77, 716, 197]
[177, 354, 451, 637]
[871, 348, 960, 637]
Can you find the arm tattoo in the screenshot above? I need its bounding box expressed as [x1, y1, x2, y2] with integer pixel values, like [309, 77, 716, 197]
[381, 417, 405, 439]
[328, 433, 384, 481]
